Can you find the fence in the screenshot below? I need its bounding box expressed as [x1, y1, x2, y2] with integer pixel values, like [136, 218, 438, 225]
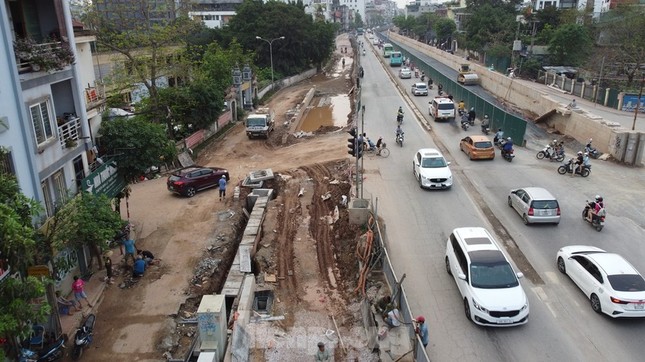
[537, 70, 620, 109]
[401, 46, 527, 144]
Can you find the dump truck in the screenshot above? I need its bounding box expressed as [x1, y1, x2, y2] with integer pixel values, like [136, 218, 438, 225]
[457, 64, 479, 85]
[245, 108, 275, 139]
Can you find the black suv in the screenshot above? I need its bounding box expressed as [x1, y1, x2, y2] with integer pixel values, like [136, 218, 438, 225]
[167, 166, 230, 197]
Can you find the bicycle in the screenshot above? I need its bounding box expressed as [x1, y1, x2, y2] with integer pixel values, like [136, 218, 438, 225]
[365, 143, 390, 158]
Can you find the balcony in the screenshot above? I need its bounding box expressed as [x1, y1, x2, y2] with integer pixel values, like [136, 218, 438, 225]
[13, 38, 75, 74]
[85, 84, 107, 111]
[57, 116, 81, 148]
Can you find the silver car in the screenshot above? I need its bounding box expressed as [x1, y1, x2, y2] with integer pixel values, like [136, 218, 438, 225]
[399, 67, 412, 79]
[508, 187, 560, 225]
[411, 82, 428, 96]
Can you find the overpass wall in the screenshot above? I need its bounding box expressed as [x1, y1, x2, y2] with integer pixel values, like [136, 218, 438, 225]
[387, 32, 644, 165]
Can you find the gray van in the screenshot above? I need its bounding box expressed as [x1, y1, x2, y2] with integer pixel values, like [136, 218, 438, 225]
[508, 187, 560, 225]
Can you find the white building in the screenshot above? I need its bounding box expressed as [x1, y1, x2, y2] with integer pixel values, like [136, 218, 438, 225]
[0, 0, 98, 218]
[188, 0, 242, 29]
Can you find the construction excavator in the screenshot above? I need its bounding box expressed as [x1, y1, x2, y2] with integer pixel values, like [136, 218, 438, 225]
[457, 63, 479, 85]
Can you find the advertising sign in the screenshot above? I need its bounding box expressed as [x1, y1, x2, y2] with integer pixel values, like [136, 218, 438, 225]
[81, 158, 127, 198]
[622, 94, 645, 113]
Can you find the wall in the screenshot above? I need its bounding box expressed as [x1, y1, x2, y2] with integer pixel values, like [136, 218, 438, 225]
[389, 32, 645, 165]
[257, 68, 317, 100]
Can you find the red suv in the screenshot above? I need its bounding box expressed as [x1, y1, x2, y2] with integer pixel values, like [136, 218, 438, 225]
[167, 166, 230, 197]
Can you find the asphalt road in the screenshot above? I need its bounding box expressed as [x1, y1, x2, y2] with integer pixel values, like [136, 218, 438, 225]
[358, 37, 645, 362]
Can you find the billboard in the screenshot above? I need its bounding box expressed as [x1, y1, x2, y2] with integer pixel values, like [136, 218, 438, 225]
[622, 94, 645, 113]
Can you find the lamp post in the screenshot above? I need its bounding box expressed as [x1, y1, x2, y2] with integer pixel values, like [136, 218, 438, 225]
[255, 36, 285, 88]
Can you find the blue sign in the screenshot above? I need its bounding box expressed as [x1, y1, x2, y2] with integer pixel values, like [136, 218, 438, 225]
[622, 94, 645, 113]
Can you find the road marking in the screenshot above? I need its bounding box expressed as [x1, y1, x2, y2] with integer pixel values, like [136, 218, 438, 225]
[545, 301, 558, 318]
[532, 286, 548, 302]
[545, 271, 560, 285]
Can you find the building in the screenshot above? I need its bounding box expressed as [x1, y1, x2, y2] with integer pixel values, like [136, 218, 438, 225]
[93, 0, 179, 28]
[1, 0, 97, 218]
[188, 0, 241, 28]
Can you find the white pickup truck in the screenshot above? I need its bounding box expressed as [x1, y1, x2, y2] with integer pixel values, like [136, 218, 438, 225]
[245, 108, 275, 139]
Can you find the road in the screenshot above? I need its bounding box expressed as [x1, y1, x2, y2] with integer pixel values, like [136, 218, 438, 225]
[358, 38, 645, 361]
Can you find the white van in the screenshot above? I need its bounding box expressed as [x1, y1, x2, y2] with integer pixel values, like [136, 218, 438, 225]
[428, 96, 456, 122]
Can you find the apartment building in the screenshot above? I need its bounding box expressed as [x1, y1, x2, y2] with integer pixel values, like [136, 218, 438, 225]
[0, 0, 96, 218]
[189, 0, 241, 28]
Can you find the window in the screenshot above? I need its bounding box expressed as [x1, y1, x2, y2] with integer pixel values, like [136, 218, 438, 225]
[41, 181, 54, 217]
[30, 101, 54, 145]
[0, 150, 15, 176]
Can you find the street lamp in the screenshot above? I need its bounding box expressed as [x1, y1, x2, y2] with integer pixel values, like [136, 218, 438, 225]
[255, 36, 285, 88]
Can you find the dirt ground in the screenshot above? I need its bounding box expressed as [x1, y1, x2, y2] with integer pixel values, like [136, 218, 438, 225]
[77, 34, 379, 361]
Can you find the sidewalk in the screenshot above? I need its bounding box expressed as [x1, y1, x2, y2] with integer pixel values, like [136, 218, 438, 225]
[59, 262, 110, 338]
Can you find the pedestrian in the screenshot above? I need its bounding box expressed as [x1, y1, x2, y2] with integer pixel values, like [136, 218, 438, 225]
[137, 249, 157, 265]
[56, 291, 81, 315]
[568, 99, 577, 109]
[415, 316, 429, 348]
[218, 175, 227, 201]
[383, 308, 402, 328]
[72, 275, 92, 308]
[121, 237, 136, 265]
[315, 341, 331, 361]
[104, 251, 114, 284]
[133, 255, 147, 278]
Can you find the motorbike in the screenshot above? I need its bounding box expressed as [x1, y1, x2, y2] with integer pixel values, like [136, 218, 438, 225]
[421, 74, 425, 82]
[396, 132, 404, 147]
[414, 69, 419, 78]
[396, 113, 403, 125]
[557, 158, 590, 177]
[583, 201, 605, 231]
[536, 145, 565, 162]
[501, 148, 515, 162]
[461, 120, 470, 131]
[481, 124, 490, 135]
[19, 336, 66, 362]
[585, 140, 600, 159]
[496, 138, 507, 150]
[72, 314, 96, 360]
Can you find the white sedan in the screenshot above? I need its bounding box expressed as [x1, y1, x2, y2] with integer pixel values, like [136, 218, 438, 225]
[556, 245, 645, 318]
[399, 67, 412, 79]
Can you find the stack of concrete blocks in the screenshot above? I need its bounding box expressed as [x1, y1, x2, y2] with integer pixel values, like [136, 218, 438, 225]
[222, 189, 274, 361]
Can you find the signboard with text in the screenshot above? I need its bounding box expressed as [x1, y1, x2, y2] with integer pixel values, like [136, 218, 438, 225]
[81, 158, 127, 198]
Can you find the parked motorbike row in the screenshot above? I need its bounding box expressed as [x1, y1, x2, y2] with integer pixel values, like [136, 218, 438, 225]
[19, 314, 95, 362]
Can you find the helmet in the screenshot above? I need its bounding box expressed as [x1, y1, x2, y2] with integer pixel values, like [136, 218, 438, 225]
[471, 107, 475, 111]
[498, 128, 502, 131]
[317, 342, 325, 347]
[507, 137, 512, 141]
[484, 115, 489, 119]
[553, 139, 557, 143]
[595, 195, 601, 201]
[577, 151, 583, 155]
[416, 316, 425, 323]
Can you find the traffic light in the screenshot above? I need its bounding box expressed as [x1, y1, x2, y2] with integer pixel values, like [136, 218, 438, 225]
[347, 128, 357, 157]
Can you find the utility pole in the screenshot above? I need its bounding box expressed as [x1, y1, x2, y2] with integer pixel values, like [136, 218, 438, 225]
[632, 75, 644, 131]
[360, 105, 365, 199]
[593, 56, 605, 105]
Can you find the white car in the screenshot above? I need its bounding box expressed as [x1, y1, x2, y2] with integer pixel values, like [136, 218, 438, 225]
[412, 148, 452, 189]
[445, 227, 529, 326]
[411, 82, 428, 96]
[399, 67, 412, 79]
[556, 245, 645, 317]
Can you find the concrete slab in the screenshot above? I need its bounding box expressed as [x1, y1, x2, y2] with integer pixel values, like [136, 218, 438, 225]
[239, 246, 252, 273]
[239, 236, 256, 247]
[248, 169, 274, 182]
[241, 176, 263, 188]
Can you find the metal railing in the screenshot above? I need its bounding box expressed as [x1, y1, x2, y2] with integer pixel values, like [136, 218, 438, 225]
[15, 41, 64, 71]
[57, 117, 81, 147]
[85, 84, 106, 110]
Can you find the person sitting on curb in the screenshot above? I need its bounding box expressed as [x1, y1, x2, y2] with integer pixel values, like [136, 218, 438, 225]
[383, 307, 402, 328]
[56, 291, 81, 315]
[133, 255, 147, 278]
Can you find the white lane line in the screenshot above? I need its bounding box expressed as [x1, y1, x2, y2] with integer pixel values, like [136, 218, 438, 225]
[545, 302, 558, 318]
[533, 286, 548, 302]
[545, 271, 560, 285]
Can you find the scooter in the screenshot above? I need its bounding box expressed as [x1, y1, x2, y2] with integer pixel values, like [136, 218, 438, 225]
[585, 139, 600, 159]
[501, 148, 515, 162]
[396, 113, 403, 125]
[496, 138, 507, 150]
[557, 158, 590, 177]
[396, 132, 404, 147]
[481, 124, 490, 135]
[461, 120, 469, 131]
[72, 314, 96, 360]
[536, 145, 565, 162]
[19, 335, 66, 362]
[583, 202, 605, 231]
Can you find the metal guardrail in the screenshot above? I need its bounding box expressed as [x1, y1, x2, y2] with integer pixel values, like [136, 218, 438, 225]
[57, 117, 81, 147]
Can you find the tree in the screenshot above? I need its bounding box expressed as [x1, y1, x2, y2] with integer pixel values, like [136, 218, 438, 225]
[0, 165, 49, 360]
[464, 4, 517, 54]
[85, 1, 204, 137]
[548, 23, 592, 65]
[595, 6, 645, 85]
[45, 193, 123, 271]
[434, 18, 457, 44]
[98, 117, 177, 182]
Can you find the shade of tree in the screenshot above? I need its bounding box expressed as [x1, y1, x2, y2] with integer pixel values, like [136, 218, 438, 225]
[98, 117, 177, 182]
[548, 23, 592, 66]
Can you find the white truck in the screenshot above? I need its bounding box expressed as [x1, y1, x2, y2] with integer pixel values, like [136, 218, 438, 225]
[245, 108, 275, 139]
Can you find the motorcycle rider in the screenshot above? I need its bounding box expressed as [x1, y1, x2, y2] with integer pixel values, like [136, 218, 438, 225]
[583, 152, 591, 168]
[502, 137, 513, 157]
[458, 100, 466, 115]
[396, 124, 403, 139]
[494, 128, 504, 144]
[572, 151, 584, 176]
[421, 72, 426, 82]
[481, 115, 490, 133]
[547, 139, 559, 158]
[468, 108, 476, 124]
[586, 195, 604, 223]
[461, 112, 470, 128]
[397, 107, 404, 124]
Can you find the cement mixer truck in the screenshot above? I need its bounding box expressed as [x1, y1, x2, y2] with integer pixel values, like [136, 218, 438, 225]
[457, 64, 479, 85]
